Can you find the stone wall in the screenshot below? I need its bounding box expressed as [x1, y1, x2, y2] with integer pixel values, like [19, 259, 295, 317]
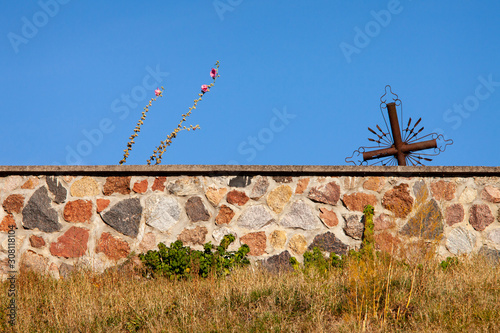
[1, 165, 500, 279]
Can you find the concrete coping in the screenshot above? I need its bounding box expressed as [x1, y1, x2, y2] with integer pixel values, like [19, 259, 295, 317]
[0, 165, 499, 177]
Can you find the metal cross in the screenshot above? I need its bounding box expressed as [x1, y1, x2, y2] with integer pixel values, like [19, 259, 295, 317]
[346, 86, 453, 166]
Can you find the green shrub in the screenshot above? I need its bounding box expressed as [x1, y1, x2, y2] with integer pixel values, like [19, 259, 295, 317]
[139, 234, 250, 279]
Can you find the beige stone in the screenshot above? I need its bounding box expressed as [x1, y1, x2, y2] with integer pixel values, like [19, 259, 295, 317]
[270, 230, 287, 249]
[138, 233, 156, 252]
[459, 187, 476, 204]
[363, 177, 385, 192]
[267, 185, 293, 214]
[49, 262, 60, 279]
[205, 187, 227, 206]
[288, 234, 308, 256]
[71, 177, 100, 197]
[21, 250, 48, 274]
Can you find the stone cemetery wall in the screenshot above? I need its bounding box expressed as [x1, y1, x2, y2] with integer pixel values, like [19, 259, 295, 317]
[1, 165, 499, 279]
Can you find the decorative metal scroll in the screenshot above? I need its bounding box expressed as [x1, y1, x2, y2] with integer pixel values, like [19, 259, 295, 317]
[346, 85, 453, 166]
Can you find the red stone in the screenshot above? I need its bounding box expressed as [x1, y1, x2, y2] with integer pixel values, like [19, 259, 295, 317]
[50, 226, 89, 258]
[308, 181, 341, 205]
[342, 192, 377, 212]
[96, 232, 130, 260]
[29, 235, 46, 248]
[103, 176, 131, 195]
[469, 204, 494, 231]
[0, 214, 16, 232]
[2, 194, 24, 214]
[226, 190, 249, 206]
[481, 185, 500, 203]
[152, 177, 166, 192]
[177, 226, 208, 246]
[430, 180, 456, 201]
[63, 200, 93, 223]
[445, 204, 464, 226]
[382, 184, 413, 218]
[319, 207, 339, 227]
[295, 178, 310, 194]
[96, 199, 110, 213]
[240, 231, 267, 256]
[216, 205, 235, 225]
[133, 179, 148, 194]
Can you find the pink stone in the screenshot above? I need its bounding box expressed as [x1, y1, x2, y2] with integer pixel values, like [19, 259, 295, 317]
[469, 204, 494, 231]
[240, 231, 267, 256]
[374, 213, 395, 231]
[445, 204, 464, 226]
[363, 177, 385, 192]
[430, 180, 456, 201]
[319, 207, 338, 227]
[481, 185, 500, 203]
[308, 181, 340, 205]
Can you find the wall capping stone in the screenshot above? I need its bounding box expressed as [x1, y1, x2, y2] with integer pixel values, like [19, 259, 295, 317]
[0, 165, 499, 177]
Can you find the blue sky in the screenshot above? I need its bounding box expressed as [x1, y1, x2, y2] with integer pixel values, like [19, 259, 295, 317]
[1, 1, 499, 166]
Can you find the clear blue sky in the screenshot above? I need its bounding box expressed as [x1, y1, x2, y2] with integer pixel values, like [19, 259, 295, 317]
[1, 1, 499, 166]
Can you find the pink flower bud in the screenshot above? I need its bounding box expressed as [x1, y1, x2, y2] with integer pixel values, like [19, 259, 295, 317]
[201, 85, 209, 93]
[155, 88, 161, 96]
[210, 68, 217, 79]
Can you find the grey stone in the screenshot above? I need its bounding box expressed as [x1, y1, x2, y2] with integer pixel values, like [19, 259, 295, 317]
[280, 200, 319, 230]
[263, 250, 294, 273]
[237, 205, 274, 229]
[401, 199, 443, 239]
[167, 178, 202, 196]
[250, 177, 269, 200]
[59, 263, 75, 279]
[343, 214, 364, 240]
[22, 186, 61, 232]
[185, 196, 210, 222]
[229, 175, 253, 187]
[445, 227, 476, 255]
[213, 227, 234, 244]
[46, 176, 67, 203]
[487, 228, 500, 245]
[413, 180, 429, 200]
[144, 195, 181, 232]
[478, 246, 500, 264]
[308, 232, 348, 255]
[101, 198, 142, 237]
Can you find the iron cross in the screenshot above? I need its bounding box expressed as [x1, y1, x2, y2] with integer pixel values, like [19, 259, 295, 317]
[346, 86, 453, 166]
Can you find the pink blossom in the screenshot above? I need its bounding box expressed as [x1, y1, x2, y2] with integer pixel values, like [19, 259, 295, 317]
[201, 85, 209, 93]
[155, 88, 161, 96]
[210, 68, 217, 79]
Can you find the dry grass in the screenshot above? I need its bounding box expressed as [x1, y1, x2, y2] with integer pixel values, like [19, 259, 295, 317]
[1, 253, 500, 332]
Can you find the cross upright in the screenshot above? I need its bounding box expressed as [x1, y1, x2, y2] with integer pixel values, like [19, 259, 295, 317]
[362, 102, 437, 166]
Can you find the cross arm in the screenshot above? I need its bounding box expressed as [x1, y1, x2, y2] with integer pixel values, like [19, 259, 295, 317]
[362, 139, 437, 161]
